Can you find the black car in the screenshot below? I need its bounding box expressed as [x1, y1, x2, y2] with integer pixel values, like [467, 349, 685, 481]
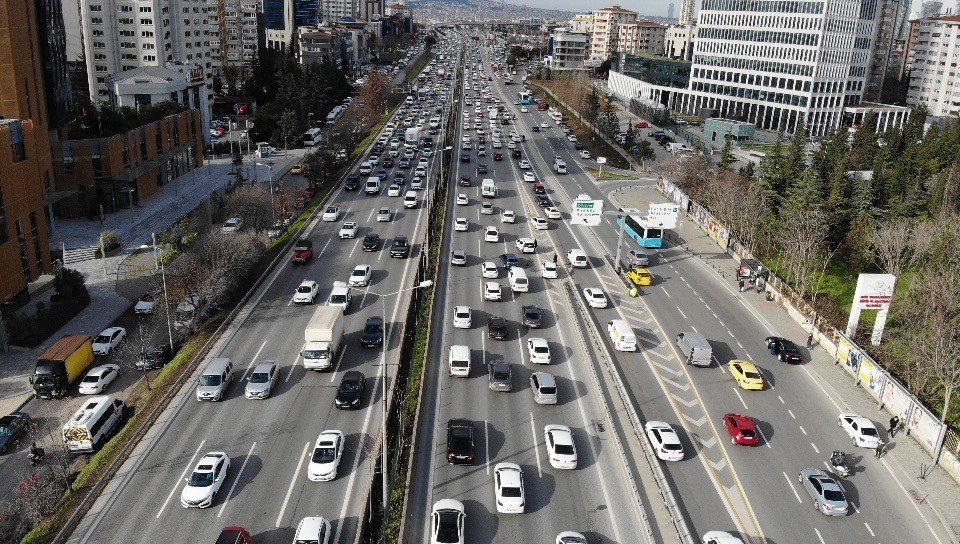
[446, 419, 476, 465]
[390, 236, 410, 258]
[494, 152, 503, 161]
[488, 316, 509, 340]
[499, 253, 520, 269]
[459, 153, 471, 163]
[459, 175, 472, 187]
[476, 164, 488, 174]
[362, 234, 381, 251]
[344, 175, 360, 191]
[361, 317, 384, 347]
[521, 305, 543, 328]
[765, 336, 804, 364]
[137, 343, 172, 370]
[383, 157, 395, 168]
[394, 172, 406, 184]
[334, 371, 365, 409]
[0, 412, 29, 454]
[532, 125, 540, 132]
[573, 142, 584, 150]
[511, 149, 521, 159]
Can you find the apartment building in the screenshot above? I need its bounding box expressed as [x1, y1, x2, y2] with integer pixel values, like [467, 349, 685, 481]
[903, 15, 960, 118]
[589, 5, 638, 61]
[209, 0, 263, 74]
[678, 0, 697, 26]
[665, 24, 697, 60]
[79, 0, 214, 103]
[320, 0, 353, 22]
[864, 0, 912, 101]
[617, 19, 666, 56]
[545, 28, 589, 71]
[568, 12, 593, 34]
[0, 0, 55, 304]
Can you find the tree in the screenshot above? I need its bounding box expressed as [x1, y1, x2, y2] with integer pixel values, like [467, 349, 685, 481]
[302, 149, 343, 189]
[717, 136, 734, 171]
[848, 112, 879, 170]
[624, 125, 636, 149]
[674, 154, 712, 194]
[634, 140, 655, 166]
[757, 131, 787, 210]
[869, 217, 935, 277]
[225, 185, 276, 234]
[585, 86, 601, 124]
[276, 109, 303, 150]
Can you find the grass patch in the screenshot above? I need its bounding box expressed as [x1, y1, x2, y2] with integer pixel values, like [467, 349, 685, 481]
[404, 49, 434, 88]
[738, 142, 778, 152]
[586, 168, 635, 181]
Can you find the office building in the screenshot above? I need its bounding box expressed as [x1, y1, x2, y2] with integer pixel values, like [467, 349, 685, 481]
[921, 1, 944, 17]
[298, 27, 344, 66]
[665, 24, 696, 61]
[589, 5, 638, 61]
[0, 0, 55, 304]
[545, 28, 589, 71]
[615, 51, 690, 89]
[668, 3, 675, 19]
[864, 0, 911, 101]
[617, 19, 666, 56]
[210, 0, 264, 74]
[36, 0, 74, 127]
[902, 15, 960, 118]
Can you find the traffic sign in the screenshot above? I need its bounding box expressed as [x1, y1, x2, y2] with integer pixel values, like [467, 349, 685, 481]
[571, 194, 603, 226]
[647, 203, 680, 229]
[596, 157, 607, 165]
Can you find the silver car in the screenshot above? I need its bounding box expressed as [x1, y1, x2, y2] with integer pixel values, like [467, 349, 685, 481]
[798, 468, 849, 516]
[245, 361, 278, 399]
[487, 362, 513, 392]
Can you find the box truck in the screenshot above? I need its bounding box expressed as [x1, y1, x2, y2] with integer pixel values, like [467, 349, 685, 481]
[302, 306, 344, 370]
[404, 127, 420, 148]
[30, 335, 95, 398]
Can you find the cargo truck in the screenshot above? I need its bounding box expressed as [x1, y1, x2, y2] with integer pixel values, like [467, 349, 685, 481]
[404, 127, 420, 148]
[30, 335, 95, 398]
[301, 306, 344, 370]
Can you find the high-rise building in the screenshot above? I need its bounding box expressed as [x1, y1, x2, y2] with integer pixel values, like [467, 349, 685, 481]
[0, 0, 55, 304]
[617, 19, 666, 56]
[36, 0, 74, 127]
[319, 0, 353, 22]
[678, 0, 697, 26]
[589, 5, 638, 61]
[902, 15, 960, 118]
[568, 12, 593, 35]
[210, 0, 264, 74]
[864, 0, 911, 101]
[667, 3, 675, 19]
[665, 24, 696, 61]
[921, 1, 944, 17]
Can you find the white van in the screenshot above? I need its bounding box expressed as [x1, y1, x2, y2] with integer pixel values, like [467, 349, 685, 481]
[515, 237, 537, 254]
[553, 158, 567, 174]
[359, 161, 373, 175]
[365, 177, 382, 195]
[196, 357, 234, 401]
[607, 320, 637, 352]
[567, 248, 588, 268]
[448, 345, 471, 377]
[62, 395, 126, 452]
[676, 331, 713, 367]
[328, 281, 352, 310]
[403, 191, 418, 208]
[508, 267, 529, 292]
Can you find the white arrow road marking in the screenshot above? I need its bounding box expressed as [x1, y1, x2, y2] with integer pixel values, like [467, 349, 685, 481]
[662, 376, 691, 391]
[681, 412, 707, 427]
[671, 394, 699, 409]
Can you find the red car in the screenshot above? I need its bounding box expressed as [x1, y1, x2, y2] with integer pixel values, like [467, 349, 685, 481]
[635, 121, 649, 129]
[215, 526, 252, 544]
[722, 413, 760, 446]
[291, 239, 313, 263]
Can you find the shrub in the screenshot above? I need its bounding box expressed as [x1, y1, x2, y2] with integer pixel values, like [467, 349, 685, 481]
[99, 231, 120, 252]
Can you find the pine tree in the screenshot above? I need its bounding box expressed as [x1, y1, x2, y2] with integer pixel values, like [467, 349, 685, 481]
[784, 120, 809, 183]
[757, 131, 787, 210]
[718, 136, 734, 171]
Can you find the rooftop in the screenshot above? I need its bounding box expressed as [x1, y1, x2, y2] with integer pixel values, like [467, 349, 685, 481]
[595, 5, 638, 14]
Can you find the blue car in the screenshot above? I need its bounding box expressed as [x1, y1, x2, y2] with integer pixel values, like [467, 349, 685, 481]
[375, 169, 388, 181]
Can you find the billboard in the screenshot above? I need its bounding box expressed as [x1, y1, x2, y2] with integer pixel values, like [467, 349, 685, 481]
[845, 273, 897, 345]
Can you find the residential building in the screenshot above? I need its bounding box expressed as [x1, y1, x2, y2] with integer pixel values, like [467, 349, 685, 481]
[545, 28, 588, 71]
[617, 19, 666, 56]
[50, 109, 205, 218]
[679, 0, 697, 26]
[864, 0, 912, 101]
[902, 15, 960, 118]
[568, 13, 593, 35]
[921, 1, 944, 17]
[320, 0, 353, 22]
[0, 0, 55, 304]
[105, 64, 212, 131]
[360, 0, 384, 22]
[589, 5, 638, 61]
[298, 27, 344, 66]
[665, 24, 696, 61]
[210, 0, 264, 74]
[78, 0, 214, 104]
[36, 0, 74, 127]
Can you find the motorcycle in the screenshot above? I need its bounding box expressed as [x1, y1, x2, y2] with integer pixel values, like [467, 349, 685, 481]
[28, 444, 45, 467]
[830, 450, 850, 478]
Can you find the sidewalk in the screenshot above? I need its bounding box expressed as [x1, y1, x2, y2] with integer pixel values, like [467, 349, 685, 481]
[613, 186, 960, 544]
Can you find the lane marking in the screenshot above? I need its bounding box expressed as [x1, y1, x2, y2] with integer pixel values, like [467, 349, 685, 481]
[788, 409, 796, 419]
[156, 440, 205, 518]
[783, 472, 803, 503]
[218, 441, 257, 517]
[733, 388, 749, 410]
[814, 528, 826, 544]
[799, 425, 807, 435]
[676, 307, 687, 319]
[285, 355, 300, 382]
[242, 340, 268, 378]
[864, 523, 875, 537]
[485, 419, 491, 475]
[755, 426, 772, 449]
[329, 346, 350, 382]
[810, 442, 819, 454]
[275, 441, 311, 526]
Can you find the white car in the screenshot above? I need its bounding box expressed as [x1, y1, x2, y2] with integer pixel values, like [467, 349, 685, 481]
[387, 184, 402, 197]
[520, 106, 528, 113]
[453, 306, 472, 328]
[294, 517, 332, 544]
[501, 210, 516, 223]
[451, 250, 467, 266]
[349, 265, 372, 287]
[579, 150, 591, 159]
[540, 122, 549, 129]
[221, 217, 242, 233]
[377, 207, 392, 222]
[526, 337, 551, 364]
[308, 430, 344, 481]
[484, 226, 500, 242]
[566, 134, 578, 142]
[702, 531, 745, 544]
[531, 217, 549, 230]
[454, 217, 469, 231]
[544, 206, 562, 220]
[491, 139, 502, 148]
[484, 281, 502, 301]
[583, 288, 608, 308]
[542, 260, 558, 279]
[480, 201, 494, 215]
[294, 280, 320, 303]
[78, 364, 120, 394]
[134, 293, 156, 314]
[523, 171, 536, 182]
[482, 261, 499, 279]
[494, 462, 525, 514]
[339, 222, 359, 238]
[431, 499, 465, 544]
[544, 424, 577, 469]
[456, 193, 469, 205]
[645, 421, 685, 462]
[322, 206, 340, 222]
[180, 452, 230, 508]
[507, 141, 517, 149]
[92, 327, 126, 355]
[838, 413, 881, 448]
[556, 532, 588, 544]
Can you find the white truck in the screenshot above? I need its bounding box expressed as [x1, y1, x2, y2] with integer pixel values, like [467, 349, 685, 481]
[553, 157, 568, 174]
[301, 306, 344, 371]
[481, 178, 497, 198]
[404, 127, 420, 148]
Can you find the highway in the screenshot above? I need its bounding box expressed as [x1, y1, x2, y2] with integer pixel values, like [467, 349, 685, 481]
[437, 39, 944, 544]
[66, 37, 457, 544]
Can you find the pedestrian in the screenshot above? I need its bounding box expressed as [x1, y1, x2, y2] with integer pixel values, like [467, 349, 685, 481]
[806, 333, 814, 349]
[875, 440, 885, 459]
[553, 252, 558, 265]
[889, 416, 901, 437]
[738, 279, 745, 292]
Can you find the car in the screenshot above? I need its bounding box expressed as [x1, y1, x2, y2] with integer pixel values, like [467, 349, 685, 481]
[399, 158, 412, 169]
[544, 206, 562, 220]
[307, 430, 344, 481]
[456, 193, 469, 205]
[134, 293, 155, 314]
[344, 176, 360, 191]
[583, 288, 608, 308]
[533, 182, 546, 194]
[729, 360, 765, 390]
[488, 362, 513, 391]
[494, 152, 503, 161]
[523, 171, 536, 182]
[526, 337, 551, 364]
[838, 413, 881, 448]
[530, 217, 549, 230]
[799, 468, 849, 516]
[520, 106, 528, 113]
[645, 421, 684, 461]
[535, 195, 552, 207]
[544, 425, 577, 469]
[480, 201, 494, 215]
[540, 122, 549, 129]
[334, 371, 365, 409]
[521, 305, 543, 328]
[339, 222, 359, 238]
[722, 413, 760, 446]
[556, 532, 588, 544]
[180, 452, 230, 508]
[702, 532, 745, 544]
[446, 419, 476, 465]
[387, 184, 402, 197]
[244, 361, 277, 399]
[361, 316, 384, 347]
[500, 253, 520, 269]
[390, 236, 410, 258]
[532, 125, 540, 132]
[293, 516, 331, 544]
[566, 134, 578, 142]
[765, 336, 804, 363]
[78, 364, 121, 395]
[492, 139, 502, 148]
[372, 207, 392, 223]
[431, 499, 465, 544]
[393, 172, 406, 185]
[518, 160, 531, 170]
[541, 260, 558, 279]
[92, 326, 126, 355]
[137, 343, 172, 370]
[221, 217, 243, 233]
[482, 261, 499, 278]
[493, 462, 525, 513]
[322, 206, 340, 222]
[0, 412, 29, 454]
[362, 234, 381, 252]
[453, 306, 472, 328]
[411, 177, 424, 190]
[294, 280, 320, 304]
[484, 281, 502, 301]
[375, 169, 388, 181]
[383, 157, 395, 168]
[484, 226, 500, 242]
[451, 250, 467, 266]
[459, 153, 470, 163]
[579, 150, 591, 159]
[623, 248, 650, 267]
[454, 217, 469, 231]
[626, 267, 654, 286]
[349, 265, 372, 287]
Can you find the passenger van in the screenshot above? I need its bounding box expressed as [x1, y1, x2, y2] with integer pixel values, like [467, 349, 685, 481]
[567, 248, 589, 268]
[530, 372, 558, 405]
[328, 281, 352, 310]
[403, 191, 418, 208]
[359, 161, 373, 175]
[676, 331, 713, 367]
[448, 345, 471, 377]
[508, 267, 529, 292]
[62, 395, 126, 452]
[365, 177, 381, 195]
[607, 320, 637, 352]
[196, 357, 234, 401]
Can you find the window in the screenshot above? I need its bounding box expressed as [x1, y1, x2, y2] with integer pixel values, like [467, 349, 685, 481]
[15, 219, 29, 281]
[140, 18, 152, 24]
[91, 17, 103, 24]
[117, 4, 132, 12]
[141, 30, 154, 38]
[139, 5, 152, 12]
[90, 4, 102, 11]
[142, 43, 154, 50]
[9, 121, 26, 163]
[94, 53, 106, 60]
[143, 55, 156, 62]
[118, 17, 134, 24]
[119, 30, 134, 37]
[92, 29, 103, 36]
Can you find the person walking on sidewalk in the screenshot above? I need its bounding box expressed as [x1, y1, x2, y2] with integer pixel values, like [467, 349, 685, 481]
[890, 416, 901, 438]
[874, 440, 885, 459]
[806, 333, 814, 349]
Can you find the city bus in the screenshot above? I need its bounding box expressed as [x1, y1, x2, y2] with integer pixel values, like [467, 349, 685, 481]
[617, 210, 664, 248]
[302, 128, 322, 147]
[518, 91, 532, 105]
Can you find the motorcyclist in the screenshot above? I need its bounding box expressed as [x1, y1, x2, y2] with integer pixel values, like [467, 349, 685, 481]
[28, 442, 45, 465]
[830, 450, 846, 468]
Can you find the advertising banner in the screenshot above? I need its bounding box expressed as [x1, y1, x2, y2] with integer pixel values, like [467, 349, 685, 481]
[657, 177, 690, 211]
[689, 202, 730, 251]
[835, 334, 861, 375]
[857, 356, 883, 399]
[881, 379, 913, 423]
[909, 405, 944, 453]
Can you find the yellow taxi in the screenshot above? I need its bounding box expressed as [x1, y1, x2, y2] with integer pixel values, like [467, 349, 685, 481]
[728, 360, 764, 391]
[291, 163, 305, 175]
[626, 267, 654, 286]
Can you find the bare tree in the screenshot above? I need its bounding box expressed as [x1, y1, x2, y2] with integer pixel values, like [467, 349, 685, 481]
[777, 207, 830, 298]
[14, 470, 64, 525]
[869, 217, 936, 277]
[356, 70, 391, 127]
[673, 154, 713, 196]
[224, 185, 275, 234]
